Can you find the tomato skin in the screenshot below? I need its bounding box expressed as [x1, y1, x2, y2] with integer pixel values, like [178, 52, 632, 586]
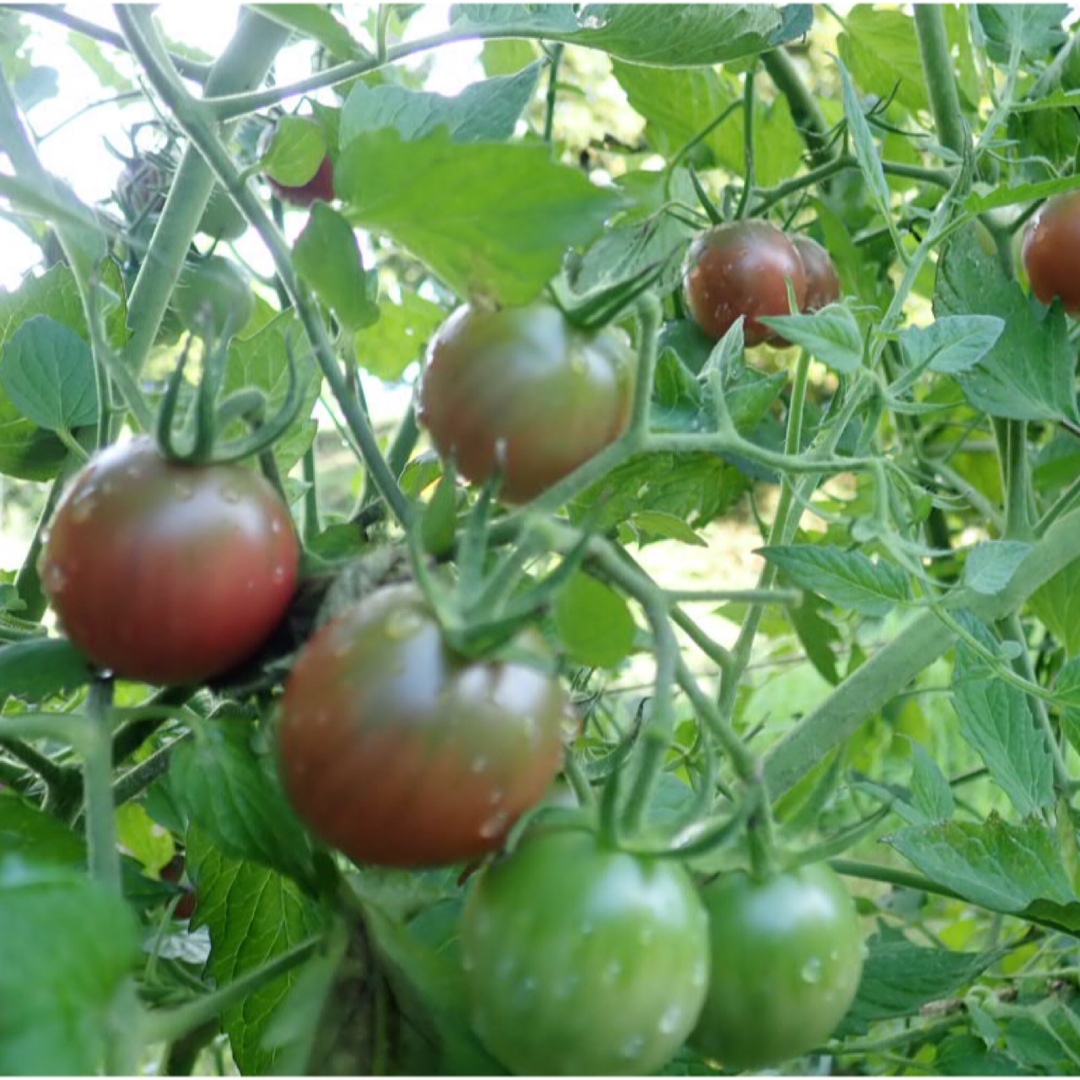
[418, 304, 635, 503]
[792, 235, 841, 312]
[683, 221, 807, 346]
[461, 828, 710, 1076]
[1022, 191, 1080, 312]
[691, 863, 864, 1070]
[279, 584, 568, 868]
[40, 437, 299, 686]
[267, 156, 335, 207]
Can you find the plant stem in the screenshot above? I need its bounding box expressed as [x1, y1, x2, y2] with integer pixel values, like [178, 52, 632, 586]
[113, 735, 187, 806]
[734, 65, 756, 220]
[1000, 419, 1033, 540]
[301, 446, 320, 544]
[84, 679, 122, 896]
[830, 856, 963, 901]
[913, 5, 968, 158]
[543, 44, 562, 143]
[761, 47, 832, 168]
[0, 737, 64, 789]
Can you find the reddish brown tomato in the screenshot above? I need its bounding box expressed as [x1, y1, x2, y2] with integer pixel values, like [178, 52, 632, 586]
[279, 583, 570, 868]
[683, 221, 807, 346]
[417, 304, 635, 503]
[792, 235, 841, 312]
[40, 437, 299, 686]
[1022, 191, 1080, 312]
[267, 155, 335, 207]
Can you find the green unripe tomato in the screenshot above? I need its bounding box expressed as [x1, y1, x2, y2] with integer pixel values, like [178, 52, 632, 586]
[198, 186, 248, 241]
[461, 828, 710, 1075]
[692, 863, 864, 1070]
[171, 255, 255, 340]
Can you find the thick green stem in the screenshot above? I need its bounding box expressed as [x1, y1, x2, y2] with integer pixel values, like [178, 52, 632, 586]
[1000, 419, 1033, 540]
[765, 508, 1080, 795]
[84, 680, 121, 896]
[761, 47, 832, 168]
[734, 65, 756, 220]
[543, 44, 563, 143]
[117, 7, 289, 378]
[913, 5, 968, 158]
[301, 446, 320, 544]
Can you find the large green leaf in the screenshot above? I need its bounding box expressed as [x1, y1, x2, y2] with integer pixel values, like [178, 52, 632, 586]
[338, 128, 624, 305]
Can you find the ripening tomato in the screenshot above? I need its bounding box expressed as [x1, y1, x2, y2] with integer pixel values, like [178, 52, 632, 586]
[461, 827, 710, 1075]
[1022, 191, 1080, 312]
[418, 303, 636, 503]
[40, 437, 299, 685]
[683, 221, 807, 346]
[691, 863, 864, 1070]
[792, 235, 841, 312]
[267, 155, 335, 207]
[278, 583, 569, 868]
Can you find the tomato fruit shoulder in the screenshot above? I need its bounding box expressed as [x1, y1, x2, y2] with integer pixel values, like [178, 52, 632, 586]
[418, 303, 636, 503]
[1022, 191, 1080, 313]
[40, 437, 299, 686]
[278, 583, 568, 868]
[792, 235, 841, 312]
[460, 827, 709, 1075]
[683, 220, 807, 346]
[691, 862, 864, 1070]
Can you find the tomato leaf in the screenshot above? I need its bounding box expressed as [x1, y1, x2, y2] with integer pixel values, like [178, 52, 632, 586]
[0, 636, 92, 701]
[934, 225, 1080, 423]
[187, 826, 325, 1076]
[973, 4, 1069, 63]
[0, 861, 140, 1075]
[759, 304, 864, 374]
[899, 315, 1004, 374]
[1029, 559, 1080, 658]
[340, 64, 542, 147]
[261, 116, 327, 187]
[759, 544, 912, 617]
[171, 720, 319, 892]
[294, 203, 379, 332]
[885, 816, 1080, 934]
[962, 540, 1032, 595]
[355, 291, 446, 382]
[836, 8, 928, 113]
[554, 571, 637, 669]
[907, 739, 955, 823]
[951, 616, 1055, 818]
[250, 4, 365, 60]
[338, 128, 624, 305]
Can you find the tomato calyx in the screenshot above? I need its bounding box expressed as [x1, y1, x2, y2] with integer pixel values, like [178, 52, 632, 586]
[155, 322, 305, 467]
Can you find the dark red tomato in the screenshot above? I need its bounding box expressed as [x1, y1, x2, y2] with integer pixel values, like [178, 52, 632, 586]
[417, 304, 635, 503]
[161, 854, 197, 920]
[1022, 191, 1080, 312]
[278, 583, 569, 868]
[461, 828, 710, 1075]
[792, 235, 841, 312]
[40, 437, 299, 686]
[683, 221, 807, 346]
[691, 863, 864, 1070]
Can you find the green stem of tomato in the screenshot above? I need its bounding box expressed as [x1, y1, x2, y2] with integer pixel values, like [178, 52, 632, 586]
[998, 418, 1033, 541]
[84, 678, 122, 897]
[734, 65, 756, 221]
[543, 43, 563, 143]
[0, 737, 65, 790]
[120, 8, 411, 526]
[302, 445, 321, 545]
[761, 47, 833, 169]
[117, 7, 289, 382]
[913, 5, 969, 159]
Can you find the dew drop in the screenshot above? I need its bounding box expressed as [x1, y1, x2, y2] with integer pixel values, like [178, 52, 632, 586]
[800, 956, 823, 984]
[691, 961, 707, 989]
[470, 756, 490, 774]
[602, 960, 622, 984]
[174, 479, 195, 501]
[385, 607, 424, 640]
[270, 517, 283, 534]
[125, 463, 145, 481]
[487, 788, 504, 805]
[658, 1005, 683, 1036]
[569, 354, 589, 377]
[71, 495, 96, 523]
[43, 563, 68, 594]
[220, 486, 242, 504]
[271, 565, 288, 585]
[621, 1034, 646, 1060]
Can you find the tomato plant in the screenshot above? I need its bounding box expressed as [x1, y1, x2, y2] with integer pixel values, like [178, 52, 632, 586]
[170, 254, 255, 338]
[1021, 191, 1080, 312]
[682, 220, 807, 346]
[691, 863, 864, 1070]
[417, 303, 635, 502]
[792, 235, 841, 312]
[39, 437, 299, 685]
[278, 583, 568, 868]
[267, 156, 335, 207]
[460, 827, 709, 1075]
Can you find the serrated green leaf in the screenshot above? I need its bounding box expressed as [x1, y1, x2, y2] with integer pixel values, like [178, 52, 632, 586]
[952, 617, 1054, 817]
[625, 509, 707, 547]
[554, 571, 637, 669]
[963, 540, 1033, 595]
[908, 739, 955, 822]
[261, 116, 327, 187]
[836, 7, 928, 113]
[758, 303, 863, 374]
[899, 315, 1004, 374]
[760, 544, 912, 617]
[294, 204, 378, 332]
[338, 128, 624, 305]
[1029, 559, 1080, 657]
[187, 826, 325, 1076]
[0, 636, 92, 702]
[355, 291, 446, 382]
[974, 4, 1069, 62]
[341, 64, 541, 147]
[251, 4, 365, 59]
[836, 56, 892, 224]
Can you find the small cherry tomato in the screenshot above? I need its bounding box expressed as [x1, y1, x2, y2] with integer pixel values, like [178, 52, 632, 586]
[278, 583, 569, 868]
[418, 303, 635, 503]
[40, 437, 299, 685]
[683, 221, 807, 346]
[461, 828, 710, 1075]
[792, 235, 841, 311]
[691, 863, 864, 1070]
[1022, 191, 1080, 312]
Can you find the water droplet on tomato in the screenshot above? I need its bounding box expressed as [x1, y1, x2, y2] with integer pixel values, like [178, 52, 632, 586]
[271, 565, 288, 585]
[385, 607, 423, 640]
[487, 788, 503, 805]
[221, 486, 241, 504]
[569, 354, 588, 377]
[602, 960, 622, 984]
[691, 961, 707, 989]
[101, 478, 116, 496]
[174, 480, 195, 501]
[478, 809, 509, 839]
[271, 518, 283, 534]
[621, 1035, 645, 1059]
[71, 494, 97, 523]
[800, 956, 823, 984]
[470, 756, 489, 774]
[658, 1005, 683, 1035]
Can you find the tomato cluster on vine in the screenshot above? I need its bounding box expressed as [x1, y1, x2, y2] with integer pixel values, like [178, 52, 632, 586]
[683, 220, 841, 346]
